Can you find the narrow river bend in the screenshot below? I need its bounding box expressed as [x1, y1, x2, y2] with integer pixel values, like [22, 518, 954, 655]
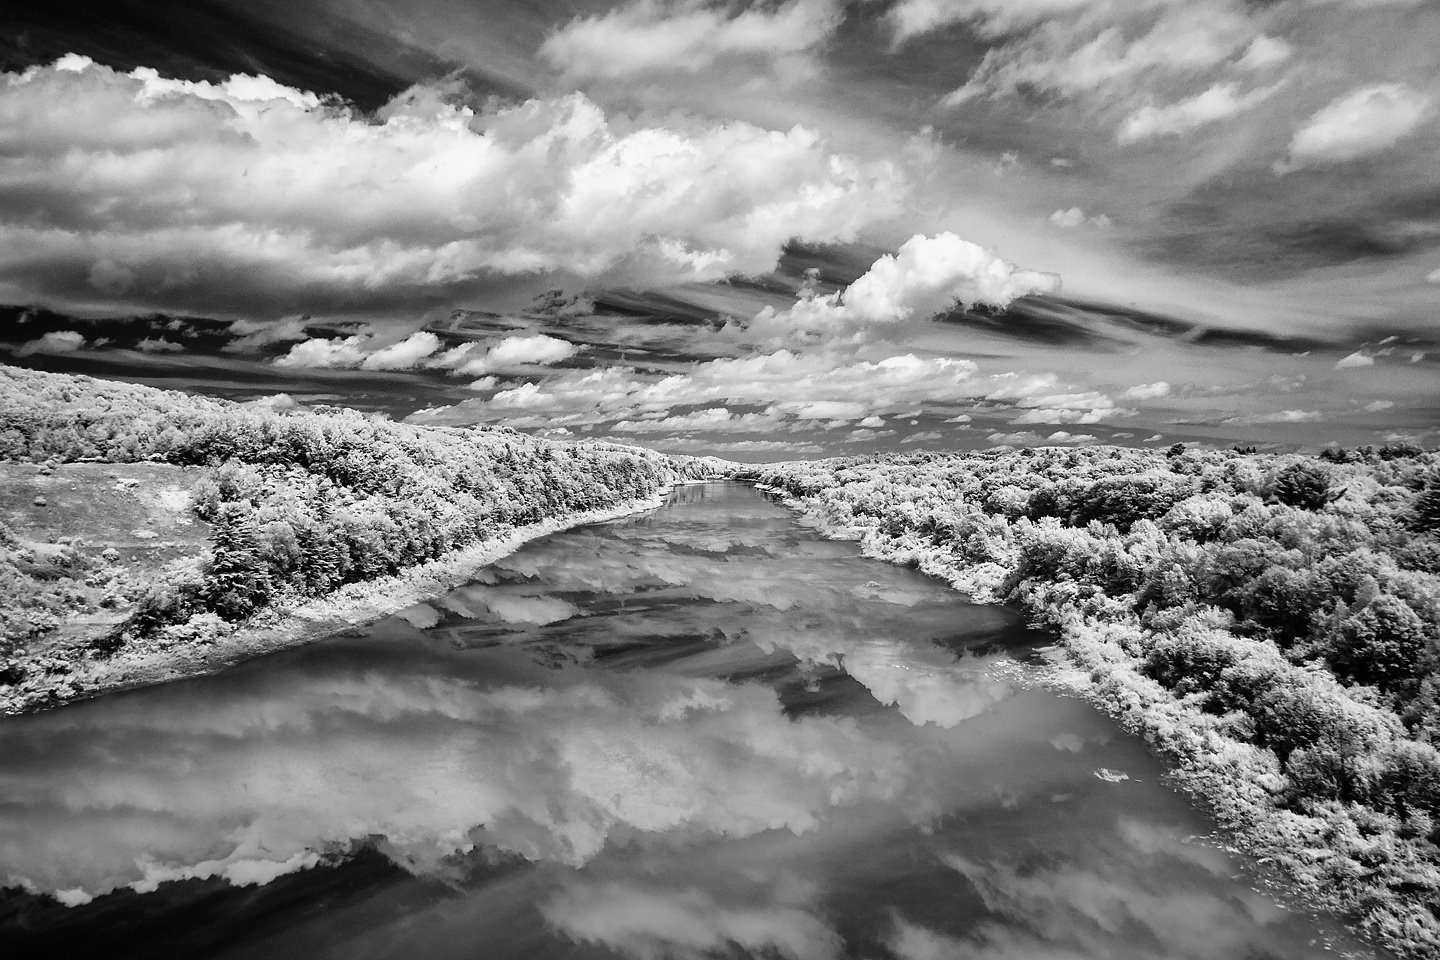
[0, 482, 1384, 959]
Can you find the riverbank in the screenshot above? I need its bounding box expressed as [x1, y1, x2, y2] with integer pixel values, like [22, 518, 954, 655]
[0, 489, 674, 717]
[751, 476, 1440, 960]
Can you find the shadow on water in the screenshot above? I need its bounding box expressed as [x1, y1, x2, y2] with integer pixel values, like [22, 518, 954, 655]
[0, 482, 1391, 959]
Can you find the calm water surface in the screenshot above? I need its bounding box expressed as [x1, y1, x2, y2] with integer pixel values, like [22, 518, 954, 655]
[0, 482, 1386, 959]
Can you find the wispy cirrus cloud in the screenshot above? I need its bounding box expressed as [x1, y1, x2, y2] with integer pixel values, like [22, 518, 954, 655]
[540, 0, 843, 81]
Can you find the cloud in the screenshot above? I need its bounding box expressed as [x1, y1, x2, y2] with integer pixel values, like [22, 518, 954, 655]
[1117, 81, 1282, 143]
[360, 332, 443, 370]
[541, 881, 842, 960]
[1335, 350, 1375, 368]
[1234, 34, 1292, 71]
[273, 335, 373, 369]
[1222, 409, 1321, 424]
[433, 334, 579, 376]
[440, 350, 984, 431]
[1281, 84, 1431, 168]
[1010, 406, 1121, 424]
[945, 4, 1259, 104]
[134, 337, 185, 353]
[645, 438, 825, 455]
[223, 317, 311, 352]
[1049, 207, 1110, 228]
[900, 430, 944, 444]
[0, 667, 916, 900]
[752, 232, 1059, 337]
[0, 57, 909, 315]
[1122, 381, 1172, 400]
[540, 0, 843, 81]
[885, 0, 1091, 47]
[14, 330, 87, 356]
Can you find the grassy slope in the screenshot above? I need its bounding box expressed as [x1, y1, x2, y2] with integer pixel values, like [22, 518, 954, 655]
[0, 462, 211, 685]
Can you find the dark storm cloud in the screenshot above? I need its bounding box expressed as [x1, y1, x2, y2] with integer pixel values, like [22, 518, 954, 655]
[0, 0, 515, 111]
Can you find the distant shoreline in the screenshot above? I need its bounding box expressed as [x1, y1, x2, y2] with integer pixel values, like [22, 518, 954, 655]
[0, 489, 677, 717]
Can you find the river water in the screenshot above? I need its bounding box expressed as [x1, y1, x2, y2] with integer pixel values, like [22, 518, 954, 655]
[0, 482, 1384, 959]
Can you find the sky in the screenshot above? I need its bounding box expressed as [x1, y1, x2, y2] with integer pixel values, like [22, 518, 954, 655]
[1, 0, 1437, 459]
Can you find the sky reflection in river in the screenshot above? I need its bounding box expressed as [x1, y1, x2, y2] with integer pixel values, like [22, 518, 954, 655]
[0, 483, 1383, 959]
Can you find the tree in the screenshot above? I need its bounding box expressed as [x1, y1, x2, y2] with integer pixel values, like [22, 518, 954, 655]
[1271, 461, 1332, 510]
[204, 503, 273, 621]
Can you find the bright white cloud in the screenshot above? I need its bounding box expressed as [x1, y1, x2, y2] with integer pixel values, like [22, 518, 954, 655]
[0, 57, 909, 313]
[434, 334, 580, 376]
[1282, 83, 1431, 167]
[540, 0, 843, 80]
[135, 337, 184, 353]
[753, 232, 1059, 337]
[14, 330, 87, 356]
[1049, 207, 1111, 228]
[1123, 381, 1172, 400]
[1335, 350, 1375, 368]
[361, 332, 443, 370]
[1117, 81, 1282, 142]
[224, 317, 310, 352]
[273, 335, 373, 369]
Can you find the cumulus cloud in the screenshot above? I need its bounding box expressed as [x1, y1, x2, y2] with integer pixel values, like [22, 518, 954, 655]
[361, 332, 443, 370]
[540, 0, 843, 80]
[223, 317, 311, 352]
[273, 335, 373, 369]
[0, 57, 909, 314]
[1335, 350, 1375, 368]
[648, 437, 825, 455]
[134, 337, 184, 353]
[1117, 81, 1282, 142]
[1049, 207, 1110, 228]
[611, 407, 776, 433]
[752, 232, 1058, 337]
[14, 330, 87, 356]
[432, 334, 580, 376]
[1281, 84, 1431, 168]
[1123, 381, 1172, 400]
[443, 350, 984, 431]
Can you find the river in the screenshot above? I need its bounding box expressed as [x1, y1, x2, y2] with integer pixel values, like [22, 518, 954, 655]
[0, 482, 1385, 959]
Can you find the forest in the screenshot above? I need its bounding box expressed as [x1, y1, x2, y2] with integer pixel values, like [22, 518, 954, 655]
[0, 364, 718, 678]
[739, 444, 1440, 958]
